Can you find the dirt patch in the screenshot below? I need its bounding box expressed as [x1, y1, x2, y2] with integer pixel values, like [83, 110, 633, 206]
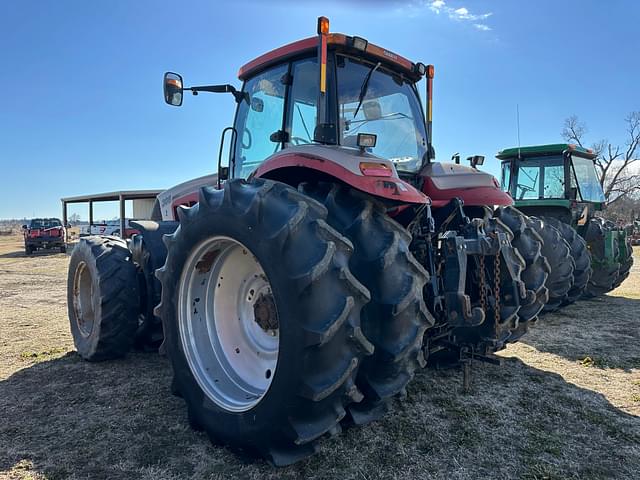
[0, 234, 638, 479]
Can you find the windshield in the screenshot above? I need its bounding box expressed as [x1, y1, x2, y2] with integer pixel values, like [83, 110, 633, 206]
[513, 155, 565, 200]
[571, 155, 605, 203]
[30, 218, 61, 229]
[336, 55, 428, 173]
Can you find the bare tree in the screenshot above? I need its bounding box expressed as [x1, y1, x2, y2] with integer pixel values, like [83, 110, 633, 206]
[562, 112, 640, 204]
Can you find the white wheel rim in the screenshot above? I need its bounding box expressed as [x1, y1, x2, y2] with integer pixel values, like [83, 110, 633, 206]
[73, 261, 95, 337]
[178, 236, 279, 412]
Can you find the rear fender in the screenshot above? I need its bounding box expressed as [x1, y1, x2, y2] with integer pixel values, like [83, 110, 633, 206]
[156, 174, 219, 221]
[253, 146, 429, 205]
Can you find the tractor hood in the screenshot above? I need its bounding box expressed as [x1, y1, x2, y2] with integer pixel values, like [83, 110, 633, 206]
[420, 162, 513, 208]
[254, 145, 429, 205]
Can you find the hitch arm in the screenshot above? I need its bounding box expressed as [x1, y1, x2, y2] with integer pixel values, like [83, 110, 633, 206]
[441, 232, 485, 327]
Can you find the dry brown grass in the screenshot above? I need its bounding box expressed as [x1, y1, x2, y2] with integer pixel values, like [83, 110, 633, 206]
[0, 234, 638, 480]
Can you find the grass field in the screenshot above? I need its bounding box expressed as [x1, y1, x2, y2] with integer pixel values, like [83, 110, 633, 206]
[0, 234, 638, 479]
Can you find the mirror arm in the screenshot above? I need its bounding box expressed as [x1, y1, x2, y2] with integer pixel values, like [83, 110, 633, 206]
[186, 84, 247, 103]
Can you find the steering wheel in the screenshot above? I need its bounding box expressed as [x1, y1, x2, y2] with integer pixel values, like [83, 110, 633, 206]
[516, 183, 536, 200]
[290, 136, 312, 146]
[242, 128, 252, 149]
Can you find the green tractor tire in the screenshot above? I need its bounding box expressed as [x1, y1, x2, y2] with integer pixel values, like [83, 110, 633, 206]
[583, 218, 620, 298]
[528, 217, 575, 313]
[612, 232, 634, 290]
[542, 218, 592, 305]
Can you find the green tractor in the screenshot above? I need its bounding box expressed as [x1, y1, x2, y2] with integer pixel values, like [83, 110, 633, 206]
[498, 143, 633, 302]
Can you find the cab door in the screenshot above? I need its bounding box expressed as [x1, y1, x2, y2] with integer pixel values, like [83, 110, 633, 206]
[232, 63, 288, 179]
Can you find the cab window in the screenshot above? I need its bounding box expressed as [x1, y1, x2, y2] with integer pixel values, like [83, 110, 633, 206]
[571, 155, 605, 202]
[501, 161, 511, 192]
[233, 64, 288, 178]
[287, 58, 318, 146]
[515, 156, 565, 200]
[336, 55, 428, 173]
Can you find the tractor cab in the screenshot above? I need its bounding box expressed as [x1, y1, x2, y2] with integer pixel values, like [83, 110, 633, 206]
[233, 35, 430, 178]
[497, 143, 604, 225]
[163, 17, 511, 211]
[164, 18, 434, 205]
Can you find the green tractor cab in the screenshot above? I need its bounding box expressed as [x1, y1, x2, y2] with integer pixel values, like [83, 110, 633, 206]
[498, 143, 633, 297]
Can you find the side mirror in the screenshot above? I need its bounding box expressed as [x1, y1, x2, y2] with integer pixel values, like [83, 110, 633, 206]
[164, 72, 184, 106]
[251, 97, 264, 112]
[569, 187, 578, 200]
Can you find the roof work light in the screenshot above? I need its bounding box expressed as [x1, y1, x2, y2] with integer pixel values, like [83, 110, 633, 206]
[317, 16, 330, 35]
[351, 36, 368, 51]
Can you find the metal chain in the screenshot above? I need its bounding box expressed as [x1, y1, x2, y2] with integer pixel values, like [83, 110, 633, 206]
[494, 252, 501, 327]
[479, 255, 487, 315]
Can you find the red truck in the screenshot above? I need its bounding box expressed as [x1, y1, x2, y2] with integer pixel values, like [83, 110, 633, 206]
[22, 218, 66, 254]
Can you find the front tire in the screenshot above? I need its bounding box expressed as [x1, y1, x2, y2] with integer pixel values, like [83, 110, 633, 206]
[156, 179, 373, 466]
[612, 236, 633, 289]
[584, 218, 620, 297]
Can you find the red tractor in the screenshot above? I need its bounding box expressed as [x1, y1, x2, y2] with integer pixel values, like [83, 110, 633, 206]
[67, 18, 549, 465]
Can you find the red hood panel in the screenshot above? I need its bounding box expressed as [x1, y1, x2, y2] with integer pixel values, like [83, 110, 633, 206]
[420, 162, 513, 208]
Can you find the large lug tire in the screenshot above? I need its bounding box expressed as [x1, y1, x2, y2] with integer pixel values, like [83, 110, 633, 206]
[477, 216, 527, 349]
[299, 182, 433, 425]
[130, 234, 165, 351]
[541, 218, 591, 305]
[155, 179, 373, 466]
[67, 236, 139, 361]
[528, 217, 575, 313]
[494, 206, 549, 342]
[613, 236, 633, 289]
[584, 218, 620, 298]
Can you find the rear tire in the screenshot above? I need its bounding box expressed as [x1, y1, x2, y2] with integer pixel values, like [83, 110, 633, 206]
[67, 236, 139, 361]
[156, 179, 373, 466]
[299, 182, 432, 425]
[528, 217, 574, 313]
[130, 234, 165, 351]
[541, 218, 591, 305]
[494, 206, 549, 342]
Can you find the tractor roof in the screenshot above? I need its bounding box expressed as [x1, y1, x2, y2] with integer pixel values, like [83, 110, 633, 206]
[496, 143, 596, 160]
[238, 33, 420, 81]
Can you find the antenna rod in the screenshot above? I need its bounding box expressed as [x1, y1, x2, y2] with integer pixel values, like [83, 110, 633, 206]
[517, 104, 521, 158]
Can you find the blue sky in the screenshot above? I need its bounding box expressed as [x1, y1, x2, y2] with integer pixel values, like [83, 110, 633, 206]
[1, 0, 638, 219]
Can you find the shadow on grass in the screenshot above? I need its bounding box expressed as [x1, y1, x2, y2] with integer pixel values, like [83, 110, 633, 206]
[1, 348, 639, 479]
[523, 295, 640, 371]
